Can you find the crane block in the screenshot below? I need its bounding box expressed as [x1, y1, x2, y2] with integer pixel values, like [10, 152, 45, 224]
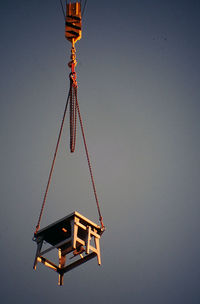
[65, 2, 82, 43]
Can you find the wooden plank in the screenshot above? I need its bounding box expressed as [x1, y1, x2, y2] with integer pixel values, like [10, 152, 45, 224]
[61, 252, 97, 274]
[75, 220, 87, 231]
[74, 211, 101, 230]
[37, 256, 59, 272]
[73, 217, 79, 249]
[89, 230, 100, 239]
[86, 225, 91, 254]
[87, 245, 98, 254]
[75, 237, 85, 246]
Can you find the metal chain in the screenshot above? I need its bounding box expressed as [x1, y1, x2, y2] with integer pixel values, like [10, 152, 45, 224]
[70, 76, 78, 153]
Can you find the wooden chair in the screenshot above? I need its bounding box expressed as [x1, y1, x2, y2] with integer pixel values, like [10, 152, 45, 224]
[33, 211, 103, 285]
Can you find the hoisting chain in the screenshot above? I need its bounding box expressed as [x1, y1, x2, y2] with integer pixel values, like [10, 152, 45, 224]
[69, 45, 78, 153]
[69, 74, 78, 153]
[34, 43, 105, 236]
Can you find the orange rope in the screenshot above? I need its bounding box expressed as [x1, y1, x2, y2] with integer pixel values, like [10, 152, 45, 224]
[75, 85, 104, 229]
[70, 73, 104, 229]
[34, 90, 70, 235]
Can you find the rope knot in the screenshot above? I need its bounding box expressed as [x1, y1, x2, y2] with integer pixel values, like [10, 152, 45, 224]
[70, 72, 78, 88]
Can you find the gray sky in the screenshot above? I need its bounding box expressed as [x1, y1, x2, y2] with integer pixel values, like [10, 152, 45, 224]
[1, 0, 200, 303]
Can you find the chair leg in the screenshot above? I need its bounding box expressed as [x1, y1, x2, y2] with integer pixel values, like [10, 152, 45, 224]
[73, 217, 80, 249]
[33, 239, 43, 270]
[58, 249, 66, 286]
[94, 232, 101, 265]
[86, 225, 91, 254]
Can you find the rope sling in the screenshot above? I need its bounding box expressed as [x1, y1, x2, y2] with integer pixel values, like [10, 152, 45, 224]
[34, 3, 104, 234]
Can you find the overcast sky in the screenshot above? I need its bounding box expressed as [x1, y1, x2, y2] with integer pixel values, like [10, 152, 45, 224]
[1, 0, 200, 303]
